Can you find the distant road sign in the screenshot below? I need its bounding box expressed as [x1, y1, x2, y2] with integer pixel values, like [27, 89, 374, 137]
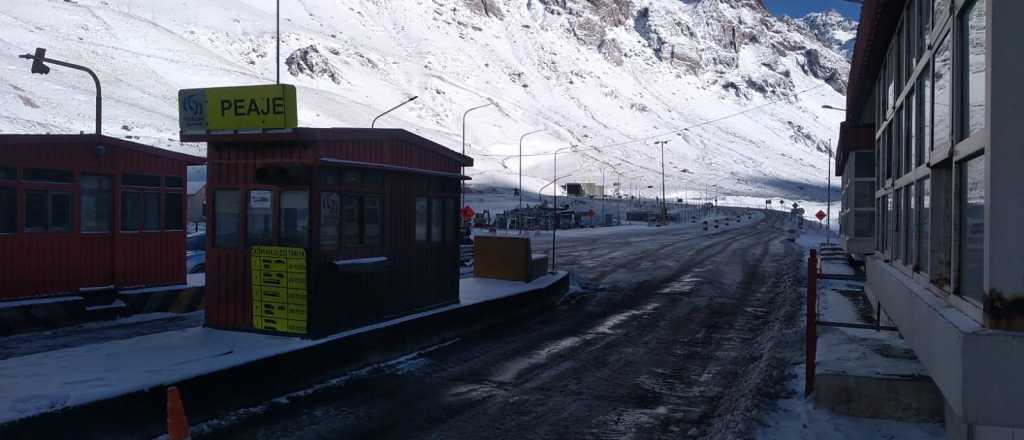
[815, 210, 826, 221]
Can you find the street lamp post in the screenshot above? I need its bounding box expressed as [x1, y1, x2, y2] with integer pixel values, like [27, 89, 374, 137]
[19, 48, 102, 135]
[460, 102, 495, 209]
[826, 138, 833, 244]
[654, 140, 668, 223]
[518, 128, 544, 232]
[550, 146, 573, 273]
[600, 167, 606, 226]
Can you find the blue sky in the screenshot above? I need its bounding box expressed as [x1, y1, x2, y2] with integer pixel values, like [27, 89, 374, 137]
[763, 0, 861, 20]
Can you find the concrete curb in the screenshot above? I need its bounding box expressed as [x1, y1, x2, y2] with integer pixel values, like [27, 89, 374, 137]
[0, 273, 569, 440]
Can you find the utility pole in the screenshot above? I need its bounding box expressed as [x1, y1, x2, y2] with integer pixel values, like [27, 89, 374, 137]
[600, 167, 606, 226]
[826, 138, 833, 244]
[276, 0, 280, 84]
[654, 140, 668, 223]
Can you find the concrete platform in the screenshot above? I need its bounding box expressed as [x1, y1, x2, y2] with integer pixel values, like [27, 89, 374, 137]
[0, 272, 569, 439]
[813, 276, 944, 423]
[0, 274, 205, 336]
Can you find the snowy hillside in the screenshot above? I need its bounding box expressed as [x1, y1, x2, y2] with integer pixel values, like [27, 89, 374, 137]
[0, 0, 849, 207]
[793, 9, 858, 61]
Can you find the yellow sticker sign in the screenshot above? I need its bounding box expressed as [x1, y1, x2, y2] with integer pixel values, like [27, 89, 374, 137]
[178, 84, 298, 133]
[251, 246, 308, 335]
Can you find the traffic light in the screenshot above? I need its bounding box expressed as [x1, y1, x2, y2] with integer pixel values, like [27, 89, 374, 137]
[30, 48, 49, 74]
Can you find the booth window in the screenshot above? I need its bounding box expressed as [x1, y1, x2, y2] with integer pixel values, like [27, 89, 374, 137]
[142, 192, 161, 231]
[0, 188, 14, 233]
[320, 192, 340, 251]
[214, 190, 241, 248]
[932, 36, 952, 152]
[247, 190, 273, 246]
[364, 196, 382, 246]
[165, 176, 183, 188]
[0, 166, 15, 181]
[81, 175, 112, 232]
[961, 0, 985, 139]
[916, 178, 930, 273]
[415, 197, 428, 242]
[121, 192, 141, 231]
[122, 174, 162, 187]
[430, 198, 443, 243]
[164, 192, 183, 230]
[25, 190, 71, 232]
[444, 199, 455, 245]
[342, 195, 359, 246]
[24, 168, 73, 184]
[280, 191, 309, 248]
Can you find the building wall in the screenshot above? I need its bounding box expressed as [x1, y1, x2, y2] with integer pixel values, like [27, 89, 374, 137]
[861, 0, 1024, 433]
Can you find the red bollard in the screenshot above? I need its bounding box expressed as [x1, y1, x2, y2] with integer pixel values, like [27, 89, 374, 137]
[805, 248, 818, 397]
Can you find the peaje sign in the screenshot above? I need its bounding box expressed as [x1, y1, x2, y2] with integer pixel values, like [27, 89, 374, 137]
[178, 84, 298, 133]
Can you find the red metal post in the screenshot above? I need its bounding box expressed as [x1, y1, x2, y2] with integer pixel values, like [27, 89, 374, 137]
[805, 248, 818, 397]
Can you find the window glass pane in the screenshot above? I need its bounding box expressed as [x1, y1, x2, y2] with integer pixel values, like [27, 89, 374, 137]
[917, 178, 930, 272]
[122, 174, 162, 187]
[365, 196, 383, 246]
[431, 198, 443, 243]
[342, 195, 360, 246]
[894, 106, 903, 177]
[280, 191, 309, 247]
[0, 166, 15, 181]
[445, 199, 456, 245]
[364, 171, 384, 188]
[81, 175, 112, 232]
[854, 152, 875, 178]
[934, 0, 949, 27]
[855, 182, 875, 209]
[165, 176, 183, 188]
[320, 167, 342, 186]
[50, 192, 71, 232]
[933, 36, 952, 151]
[894, 188, 903, 261]
[906, 90, 915, 173]
[0, 188, 14, 233]
[922, 62, 932, 157]
[962, 0, 986, 138]
[958, 155, 985, 302]
[887, 195, 895, 253]
[905, 187, 914, 263]
[165, 193, 183, 230]
[214, 190, 241, 248]
[343, 169, 362, 185]
[247, 190, 273, 246]
[121, 191, 141, 231]
[320, 192, 340, 251]
[415, 197, 428, 242]
[24, 168, 73, 183]
[855, 211, 874, 238]
[142, 192, 161, 230]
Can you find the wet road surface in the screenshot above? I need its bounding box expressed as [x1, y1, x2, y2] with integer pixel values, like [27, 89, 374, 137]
[203, 210, 805, 440]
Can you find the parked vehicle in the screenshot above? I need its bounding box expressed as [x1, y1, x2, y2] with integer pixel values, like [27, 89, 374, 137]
[185, 232, 206, 274]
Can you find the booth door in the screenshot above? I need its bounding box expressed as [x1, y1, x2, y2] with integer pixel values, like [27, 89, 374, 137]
[413, 196, 459, 308]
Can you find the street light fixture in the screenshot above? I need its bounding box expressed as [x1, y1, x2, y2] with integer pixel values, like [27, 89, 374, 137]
[19, 48, 102, 135]
[821, 105, 846, 112]
[518, 128, 544, 210]
[371, 95, 418, 128]
[460, 101, 495, 209]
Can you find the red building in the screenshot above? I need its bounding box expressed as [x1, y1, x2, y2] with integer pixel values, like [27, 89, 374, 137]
[0, 134, 204, 300]
[185, 128, 472, 337]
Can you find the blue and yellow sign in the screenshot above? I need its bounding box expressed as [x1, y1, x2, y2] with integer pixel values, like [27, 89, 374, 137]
[178, 84, 298, 133]
[250, 246, 307, 335]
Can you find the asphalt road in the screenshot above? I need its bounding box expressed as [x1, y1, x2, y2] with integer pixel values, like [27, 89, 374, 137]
[203, 209, 805, 440]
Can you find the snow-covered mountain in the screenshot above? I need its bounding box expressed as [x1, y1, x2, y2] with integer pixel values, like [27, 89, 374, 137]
[793, 9, 858, 61]
[0, 0, 849, 209]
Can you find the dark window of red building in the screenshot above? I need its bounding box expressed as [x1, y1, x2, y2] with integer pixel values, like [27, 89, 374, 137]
[25, 190, 71, 232]
[164, 193, 183, 230]
[122, 174, 162, 187]
[142, 192, 161, 231]
[165, 176, 183, 188]
[121, 191, 141, 231]
[0, 166, 15, 181]
[214, 190, 241, 248]
[24, 168, 73, 184]
[0, 188, 15, 233]
[81, 175, 112, 233]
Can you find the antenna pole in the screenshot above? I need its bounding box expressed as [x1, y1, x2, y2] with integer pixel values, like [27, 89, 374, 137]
[276, 0, 280, 84]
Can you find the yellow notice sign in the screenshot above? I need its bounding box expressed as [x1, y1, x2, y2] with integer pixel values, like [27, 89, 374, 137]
[178, 84, 298, 132]
[250, 246, 308, 335]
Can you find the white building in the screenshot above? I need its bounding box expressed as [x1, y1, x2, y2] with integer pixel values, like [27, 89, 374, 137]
[836, 1, 1024, 438]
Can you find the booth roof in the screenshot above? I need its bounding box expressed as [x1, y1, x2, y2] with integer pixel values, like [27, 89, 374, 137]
[0, 133, 205, 165]
[180, 127, 473, 167]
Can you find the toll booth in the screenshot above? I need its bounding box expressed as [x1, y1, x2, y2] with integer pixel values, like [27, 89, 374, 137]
[0, 134, 203, 300]
[185, 128, 472, 338]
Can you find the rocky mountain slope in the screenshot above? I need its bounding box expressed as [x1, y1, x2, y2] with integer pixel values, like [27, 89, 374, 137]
[793, 9, 858, 61]
[0, 0, 852, 208]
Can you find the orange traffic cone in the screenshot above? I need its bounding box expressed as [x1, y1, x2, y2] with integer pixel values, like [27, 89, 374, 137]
[167, 386, 191, 440]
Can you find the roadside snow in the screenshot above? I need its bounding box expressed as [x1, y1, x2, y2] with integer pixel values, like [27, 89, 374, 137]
[756, 366, 944, 440]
